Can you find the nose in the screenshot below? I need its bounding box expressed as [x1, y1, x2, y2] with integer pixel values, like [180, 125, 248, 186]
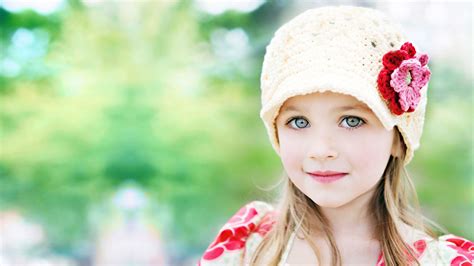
[307, 130, 338, 161]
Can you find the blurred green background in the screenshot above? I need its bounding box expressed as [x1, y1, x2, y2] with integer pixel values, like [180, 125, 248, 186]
[0, 0, 472, 265]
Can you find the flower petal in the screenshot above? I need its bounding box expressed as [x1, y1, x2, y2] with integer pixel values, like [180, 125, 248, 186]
[382, 50, 409, 70]
[224, 240, 245, 250]
[401, 42, 417, 58]
[407, 87, 421, 110]
[418, 54, 429, 66]
[203, 247, 225, 260]
[389, 96, 405, 115]
[390, 67, 409, 93]
[419, 68, 431, 88]
[377, 69, 395, 100]
[397, 90, 410, 112]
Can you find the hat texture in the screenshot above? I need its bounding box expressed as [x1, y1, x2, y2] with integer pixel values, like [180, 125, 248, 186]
[259, 5, 431, 166]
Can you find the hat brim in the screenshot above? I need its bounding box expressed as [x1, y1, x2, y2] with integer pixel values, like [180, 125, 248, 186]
[259, 66, 417, 163]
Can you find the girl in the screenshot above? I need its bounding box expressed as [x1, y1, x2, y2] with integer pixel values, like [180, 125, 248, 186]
[198, 5, 473, 266]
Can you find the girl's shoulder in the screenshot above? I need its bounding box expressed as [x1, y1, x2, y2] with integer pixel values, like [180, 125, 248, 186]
[414, 233, 473, 265]
[394, 223, 473, 265]
[198, 200, 277, 266]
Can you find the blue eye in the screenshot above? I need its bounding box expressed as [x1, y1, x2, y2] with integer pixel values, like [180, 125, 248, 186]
[287, 117, 309, 129]
[341, 116, 365, 130]
[286, 116, 365, 130]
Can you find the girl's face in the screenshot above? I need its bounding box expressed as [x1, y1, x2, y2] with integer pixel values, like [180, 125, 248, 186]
[275, 91, 396, 208]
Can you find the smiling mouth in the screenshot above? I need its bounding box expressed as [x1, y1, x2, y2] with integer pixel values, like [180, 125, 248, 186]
[307, 172, 348, 183]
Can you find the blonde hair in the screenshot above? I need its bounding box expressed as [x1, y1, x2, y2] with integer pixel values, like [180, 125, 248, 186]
[250, 127, 446, 265]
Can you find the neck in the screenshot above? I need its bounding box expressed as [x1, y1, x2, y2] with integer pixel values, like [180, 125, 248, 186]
[319, 186, 377, 240]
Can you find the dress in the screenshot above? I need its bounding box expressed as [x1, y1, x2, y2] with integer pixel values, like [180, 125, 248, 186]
[198, 201, 473, 266]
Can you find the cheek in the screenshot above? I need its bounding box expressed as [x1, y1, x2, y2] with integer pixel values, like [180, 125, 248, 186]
[347, 131, 393, 176]
[278, 131, 305, 169]
[279, 140, 299, 167]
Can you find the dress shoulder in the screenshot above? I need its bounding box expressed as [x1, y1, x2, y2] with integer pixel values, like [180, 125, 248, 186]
[198, 201, 277, 266]
[418, 234, 473, 265]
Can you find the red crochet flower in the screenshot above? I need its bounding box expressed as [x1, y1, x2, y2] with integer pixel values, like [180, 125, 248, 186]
[377, 42, 431, 116]
[382, 50, 410, 71]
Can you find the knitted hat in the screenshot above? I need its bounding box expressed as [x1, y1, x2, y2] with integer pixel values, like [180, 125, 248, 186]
[259, 5, 431, 166]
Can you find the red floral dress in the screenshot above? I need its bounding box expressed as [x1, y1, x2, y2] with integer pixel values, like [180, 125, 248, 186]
[199, 201, 473, 265]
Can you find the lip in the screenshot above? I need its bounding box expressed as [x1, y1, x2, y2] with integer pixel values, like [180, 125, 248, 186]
[307, 170, 348, 183]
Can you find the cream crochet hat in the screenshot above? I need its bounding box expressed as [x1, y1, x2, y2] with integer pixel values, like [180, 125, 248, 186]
[259, 5, 431, 166]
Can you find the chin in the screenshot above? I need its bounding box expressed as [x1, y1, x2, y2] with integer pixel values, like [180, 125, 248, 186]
[314, 201, 348, 209]
[307, 194, 350, 209]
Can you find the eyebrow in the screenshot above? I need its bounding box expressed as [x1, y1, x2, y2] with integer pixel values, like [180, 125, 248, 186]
[281, 104, 372, 113]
